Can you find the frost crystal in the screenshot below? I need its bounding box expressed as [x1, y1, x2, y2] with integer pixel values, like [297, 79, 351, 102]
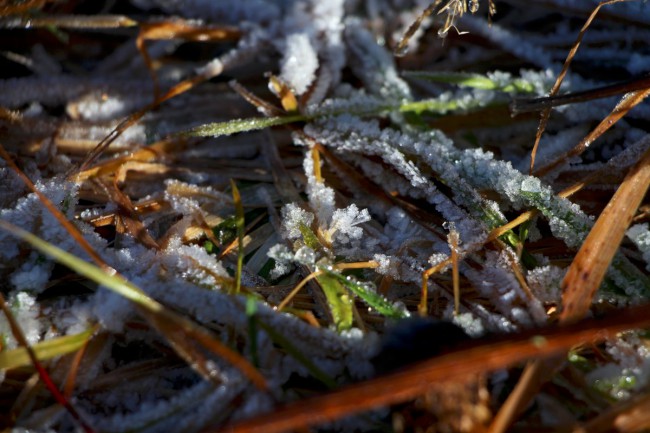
[527, 265, 566, 303]
[3, 1, 649, 430]
[281, 203, 314, 240]
[0, 292, 42, 348]
[280, 33, 318, 95]
[452, 312, 485, 337]
[328, 204, 371, 245]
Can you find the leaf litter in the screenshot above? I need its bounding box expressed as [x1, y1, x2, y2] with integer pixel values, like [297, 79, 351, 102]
[1, 0, 650, 432]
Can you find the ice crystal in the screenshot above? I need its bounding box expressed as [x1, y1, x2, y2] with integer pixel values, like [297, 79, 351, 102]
[281, 203, 315, 240]
[527, 265, 565, 304]
[267, 243, 296, 279]
[328, 204, 371, 245]
[452, 311, 485, 337]
[0, 292, 42, 348]
[280, 33, 318, 95]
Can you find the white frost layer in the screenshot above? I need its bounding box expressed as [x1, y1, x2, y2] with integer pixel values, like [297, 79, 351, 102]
[280, 33, 318, 95]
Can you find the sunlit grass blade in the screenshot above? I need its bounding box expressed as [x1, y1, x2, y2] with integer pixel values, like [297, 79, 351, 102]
[398, 97, 488, 116]
[0, 220, 162, 311]
[316, 272, 354, 332]
[404, 71, 536, 93]
[0, 326, 97, 370]
[322, 270, 408, 320]
[560, 147, 650, 323]
[183, 115, 307, 138]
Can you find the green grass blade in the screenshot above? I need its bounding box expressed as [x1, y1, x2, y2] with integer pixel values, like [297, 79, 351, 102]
[0, 221, 162, 313]
[322, 270, 409, 319]
[299, 222, 322, 251]
[316, 272, 354, 332]
[0, 221, 268, 390]
[230, 180, 245, 294]
[0, 326, 96, 370]
[404, 71, 536, 93]
[183, 115, 307, 138]
[405, 71, 498, 89]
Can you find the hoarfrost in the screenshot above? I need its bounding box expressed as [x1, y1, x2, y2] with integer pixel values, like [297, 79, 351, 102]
[280, 203, 314, 240]
[280, 33, 318, 95]
[527, 265, 566, 304]
[2, 0, 649, 430]
[452, 312, 485, 338]
[0, 292, 42, 350]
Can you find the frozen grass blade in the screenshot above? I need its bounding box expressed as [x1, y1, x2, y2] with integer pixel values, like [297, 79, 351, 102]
[0, 220, 160, 311]
[0, 143, 107, 267]
[0, 220, 268, 390]
[2, 14, 138, 28]
[315, 272, 354, 332]
[184, 115, 307, 139]
[399, 96, 491, 115]
[449, 227, 461, 316]
[321, 269, 408, 320]
[489, 147, 650, 433]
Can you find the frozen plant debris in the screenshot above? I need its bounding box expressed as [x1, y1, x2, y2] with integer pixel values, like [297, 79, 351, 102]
[1, 1, 650, 432]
